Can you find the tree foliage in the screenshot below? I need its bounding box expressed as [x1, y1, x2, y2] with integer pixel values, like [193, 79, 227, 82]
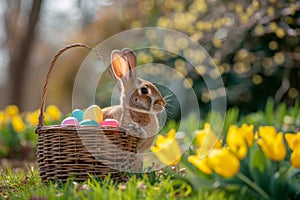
[1, 0, 299, 114]
[117, 0, 300, 114]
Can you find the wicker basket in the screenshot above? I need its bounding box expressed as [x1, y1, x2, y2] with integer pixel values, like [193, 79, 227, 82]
[35, 44, 137, 182]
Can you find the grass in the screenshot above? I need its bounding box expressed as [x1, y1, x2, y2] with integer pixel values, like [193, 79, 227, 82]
[0, 166, 242, 200]
[2, 99, 299, 199]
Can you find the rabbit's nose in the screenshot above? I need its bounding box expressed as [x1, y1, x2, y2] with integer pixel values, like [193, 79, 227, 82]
[153, 98, 165, 107]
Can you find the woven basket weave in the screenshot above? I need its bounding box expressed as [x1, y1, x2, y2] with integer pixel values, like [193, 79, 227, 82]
[35, 44, 137, 182]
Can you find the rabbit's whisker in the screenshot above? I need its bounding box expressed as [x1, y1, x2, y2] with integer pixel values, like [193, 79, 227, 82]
[163, 93, 173, 100]
[164, 95, 177, 104]
[163, 94, 175, 102]
[165, 103, 174, 108]
[162, 106, 174, 119]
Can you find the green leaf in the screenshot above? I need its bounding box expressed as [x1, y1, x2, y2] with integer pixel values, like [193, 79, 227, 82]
[249, 146, 266, 173]
[290, 100, 299, 119]
[275, 102, 287, 127]
[248, 146, 272, 193]
[242, 111, 265, 127]
[288, 169, 300, 195]
[223, 107, 239, 137]
[160, 120, 178, 133]
[270, 171, 290, 200]
[181, 112, 199, 135]
[265, 97, 274, 125]
[208, 111, 225, 138]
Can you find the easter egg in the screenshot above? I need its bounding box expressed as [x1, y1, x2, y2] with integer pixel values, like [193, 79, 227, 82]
[71, 109, 84, 122]
[79, 119, 99, 126]
[61, 117, 79, 126]
[100, 119, 119, 127]
[83, 105, 103, 123]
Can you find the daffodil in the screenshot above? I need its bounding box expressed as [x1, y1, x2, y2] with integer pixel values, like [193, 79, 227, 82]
[5, 105, 19, 117]
[285, 133, 300, 168]
[207, 148, 240, 178]
[188, 149, 213, 175]
[226, 125, 248, 159]
[151, 129, 182, 166]
[45, 105, 61, 122]
[257, 126, 286, 161]
[11, 115, 26, 133]
[195, 123, 222, 157]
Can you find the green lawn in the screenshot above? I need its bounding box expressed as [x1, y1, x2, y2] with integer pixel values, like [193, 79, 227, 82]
[0, 167, 240, 200]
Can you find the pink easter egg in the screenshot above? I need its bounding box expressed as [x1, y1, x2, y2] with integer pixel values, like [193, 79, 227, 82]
[100, 119, 120, 127]
[61, 117, 79, 126]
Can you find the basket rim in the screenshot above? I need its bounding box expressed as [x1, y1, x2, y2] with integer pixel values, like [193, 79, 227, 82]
[35, 125, 141, 140]
[36, 125, 128, 133]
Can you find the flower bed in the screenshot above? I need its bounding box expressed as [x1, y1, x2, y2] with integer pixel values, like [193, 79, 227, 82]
[0, 105, 62, 160]
[151, 99, 300, 199]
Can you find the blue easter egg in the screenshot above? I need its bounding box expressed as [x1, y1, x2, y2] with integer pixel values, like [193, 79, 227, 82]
[71, 109, 84, 122]
[79, 119, 99, 126]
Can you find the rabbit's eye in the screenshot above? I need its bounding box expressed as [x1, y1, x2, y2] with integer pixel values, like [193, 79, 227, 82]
[140, 87, 148, 94]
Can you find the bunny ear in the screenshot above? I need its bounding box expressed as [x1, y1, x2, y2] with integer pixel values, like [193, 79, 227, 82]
[122, 48, 136, 77]
[111, 50, 129, 80]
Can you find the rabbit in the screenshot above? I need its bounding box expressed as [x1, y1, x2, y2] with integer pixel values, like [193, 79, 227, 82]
[102, 48, 165, 170]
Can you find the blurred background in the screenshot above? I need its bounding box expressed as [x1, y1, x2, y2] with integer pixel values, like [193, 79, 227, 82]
[0, 0, 299, 114]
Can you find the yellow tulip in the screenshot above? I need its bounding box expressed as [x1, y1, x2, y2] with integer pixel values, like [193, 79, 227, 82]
[151, 129, 182, 166]
[11, 115, 26, 133]
[5, 105, 19, 117]
[45, 105, 61, 121]
[285, 133, 300, 168]
[226, 125, 248, 159]
[208, 148, 240, 178]
[257, 126, 286, 161]
[290, 148, 300, 168]
[188, 149, 213, 175]
[240, 124, 254, 146]
[258, 126, 277, 139]
[26, 110, 40, 126]
[285, 133, 300, 151]
[195, 123, 222, 157]
[0, 111, 6, 126]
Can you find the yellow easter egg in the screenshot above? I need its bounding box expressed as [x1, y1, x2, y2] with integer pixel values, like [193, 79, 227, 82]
[83, 105, 103, 123]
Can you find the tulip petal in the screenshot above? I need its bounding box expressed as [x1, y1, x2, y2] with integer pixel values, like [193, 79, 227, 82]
[196, 123, 222, 158]
[208, 148, 240, 178]
[257, 128, 286, 161]
[285, 133, 300, 151]
[151, 129, 182, 166]
[291, 147, 300, 168]
[226, 125, 248, 159]
[188, 155, 213, 175]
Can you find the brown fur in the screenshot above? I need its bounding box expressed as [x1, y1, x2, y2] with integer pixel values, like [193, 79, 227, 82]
[103, 49, 165, 171]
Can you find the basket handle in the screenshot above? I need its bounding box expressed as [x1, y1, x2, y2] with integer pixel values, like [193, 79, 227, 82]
[37, 43, 104, 128]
